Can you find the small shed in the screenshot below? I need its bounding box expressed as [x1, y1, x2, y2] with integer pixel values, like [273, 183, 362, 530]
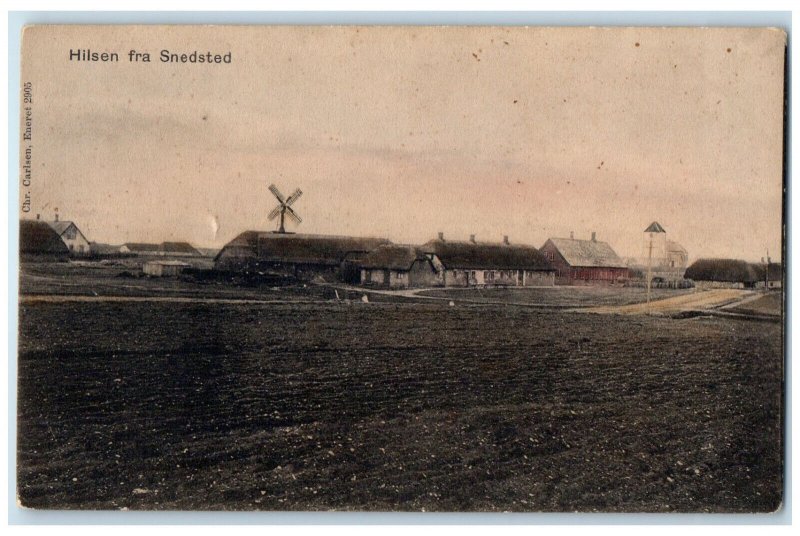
[753, 262, 783, 289]
[143, 260, 190, 277]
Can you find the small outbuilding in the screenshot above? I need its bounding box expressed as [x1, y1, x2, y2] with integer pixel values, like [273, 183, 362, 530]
[753, 262, 783, 289]
[359, 245, 444, 289]
[142, 260, 190, 277]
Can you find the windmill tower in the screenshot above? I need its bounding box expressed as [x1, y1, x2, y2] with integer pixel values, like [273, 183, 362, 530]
[267, 184, 303, 234]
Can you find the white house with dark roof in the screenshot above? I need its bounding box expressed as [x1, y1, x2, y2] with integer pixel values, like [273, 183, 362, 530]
[43, 215, 91, 255]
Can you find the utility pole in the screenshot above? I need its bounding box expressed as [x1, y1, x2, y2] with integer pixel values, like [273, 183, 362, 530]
[646, 233, 653, 314]
[764, 249, 770, 290]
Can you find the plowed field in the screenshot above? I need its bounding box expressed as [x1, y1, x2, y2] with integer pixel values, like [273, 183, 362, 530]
[17, 300, 783, 512]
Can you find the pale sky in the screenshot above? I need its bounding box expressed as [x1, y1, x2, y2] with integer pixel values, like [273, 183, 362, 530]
[21, 26, 786, 261]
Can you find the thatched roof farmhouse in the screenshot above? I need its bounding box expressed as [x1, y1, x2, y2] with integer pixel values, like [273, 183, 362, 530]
[358, 244, 443, 289]
[419, 233, 555, 287]
[20, 220, 69, 261]
[214, 231, 391, 281]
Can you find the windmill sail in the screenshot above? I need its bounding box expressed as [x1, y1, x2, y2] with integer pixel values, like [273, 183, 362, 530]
[267, 183, 303, 233]
[286, 189, 303, 206]
[268, 184, 286, 204]
[285, 206, 302, 224]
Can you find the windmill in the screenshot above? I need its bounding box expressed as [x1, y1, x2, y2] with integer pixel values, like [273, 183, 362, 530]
[267, 184, 303, 233]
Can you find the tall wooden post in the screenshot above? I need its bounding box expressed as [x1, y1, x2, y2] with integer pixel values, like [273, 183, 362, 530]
[764, 250, 770, 290]
[646, 234, 653, 314]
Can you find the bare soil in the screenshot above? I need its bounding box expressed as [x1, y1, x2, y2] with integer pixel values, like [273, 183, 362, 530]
[726, 293, 782, 318]
[581, 289, 755, 316]
[17, 299, 783, 512]
[417, 286, 695, 308]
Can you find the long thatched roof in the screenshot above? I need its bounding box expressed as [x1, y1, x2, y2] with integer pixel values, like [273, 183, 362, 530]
[123, 242, 200, 255]
[161, 242, 201, 255]
[20, 220, 69, 255]
[215, 231, 392, 267]
[684, 258, 760, 283]
[420, 239, 554, 271]
[359, 244, 430, 271]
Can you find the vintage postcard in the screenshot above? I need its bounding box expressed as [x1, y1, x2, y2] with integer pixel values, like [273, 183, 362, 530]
[17, 25, 785, 512]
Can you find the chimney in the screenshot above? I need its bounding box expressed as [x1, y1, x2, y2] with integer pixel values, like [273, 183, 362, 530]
[469, 234, 476, 244]
[591, 232, 596, 242]
[570, 231, 574, 239]
[503, 235, 509, 245]
[35, 213, 40, 220]
[437, 232, 444, 241]
[55, 213, 59, 222]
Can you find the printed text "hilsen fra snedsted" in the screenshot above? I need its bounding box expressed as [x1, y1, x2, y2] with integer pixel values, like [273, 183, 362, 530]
[69, 49, 232, 64]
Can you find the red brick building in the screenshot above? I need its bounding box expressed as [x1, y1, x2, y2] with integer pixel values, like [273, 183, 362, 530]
[540, 233, 628, 285]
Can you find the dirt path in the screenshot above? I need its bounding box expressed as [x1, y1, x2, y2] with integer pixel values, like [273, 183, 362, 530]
[327, 284, 446, 300]
[19, 295, 314, 305]
[719, 292, 769, 310]
[577, 289, 755, 316]
[327, 284, 583, 308]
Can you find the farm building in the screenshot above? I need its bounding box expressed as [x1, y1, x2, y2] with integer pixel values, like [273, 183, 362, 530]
[19, 220, 70, 262]
[419, 233, 555, 287]
[540, 233, 628, 285]
[42, 215, 91, 256]
[89, 242, 130, 256]
[685, 258, 781, 289]
[214, 231, 391, 281]
[143, 260, 190, 277]
[120, 242, 201, 257]
[753, 262, 783, 289]
[359, 245, 444, 289]
[119, 242, 160, 255]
